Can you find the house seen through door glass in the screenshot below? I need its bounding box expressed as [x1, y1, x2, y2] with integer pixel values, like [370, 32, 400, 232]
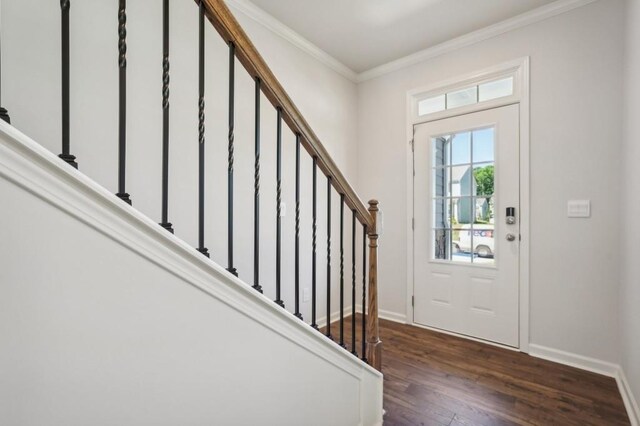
[432, 127, 495, 265]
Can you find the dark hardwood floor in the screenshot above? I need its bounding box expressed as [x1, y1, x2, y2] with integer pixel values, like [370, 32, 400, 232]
[330, 315, 630, 426]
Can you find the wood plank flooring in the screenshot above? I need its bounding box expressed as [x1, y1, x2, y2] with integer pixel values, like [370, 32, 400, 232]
[329, 315, 630, 426]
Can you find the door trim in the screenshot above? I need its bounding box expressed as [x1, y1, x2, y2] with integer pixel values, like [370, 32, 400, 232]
[405, 57, 530, 352]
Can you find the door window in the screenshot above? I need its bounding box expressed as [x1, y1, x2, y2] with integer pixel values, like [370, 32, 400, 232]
[431, 127, 495, 265]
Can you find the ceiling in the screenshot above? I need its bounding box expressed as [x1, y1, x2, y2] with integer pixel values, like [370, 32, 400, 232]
[248, 0, 558, 73]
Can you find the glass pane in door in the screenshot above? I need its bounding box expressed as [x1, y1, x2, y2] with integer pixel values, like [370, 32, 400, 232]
[433, 229, 450, 260]
[472, 128, 495, 163]
[431, 127, 496, 265]
[451, 132, 471, 165]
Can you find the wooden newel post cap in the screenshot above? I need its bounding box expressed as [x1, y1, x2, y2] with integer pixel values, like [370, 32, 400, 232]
[368, 200, 380, 235]
[368, 200, 379, 221]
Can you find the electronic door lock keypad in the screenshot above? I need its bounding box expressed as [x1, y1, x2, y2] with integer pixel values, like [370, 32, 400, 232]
[506, 207, 516, 225]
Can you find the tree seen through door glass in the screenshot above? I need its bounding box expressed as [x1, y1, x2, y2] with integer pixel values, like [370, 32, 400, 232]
[431, 127, 495, 264]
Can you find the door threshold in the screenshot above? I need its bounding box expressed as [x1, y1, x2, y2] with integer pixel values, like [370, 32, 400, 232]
[410, 320, 522, 353]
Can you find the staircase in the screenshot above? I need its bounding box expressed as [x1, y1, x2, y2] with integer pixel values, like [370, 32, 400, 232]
[0, 0, 383, 424]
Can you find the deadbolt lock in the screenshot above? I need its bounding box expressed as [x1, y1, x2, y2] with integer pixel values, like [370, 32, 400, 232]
[506, 207, 516, 225]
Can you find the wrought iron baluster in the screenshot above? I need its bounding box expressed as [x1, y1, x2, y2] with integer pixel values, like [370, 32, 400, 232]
[326, 176, 332, 339]
[196, 1, 208, 257]
[294, 134, 303, 320]
[351, 209, 357, 356]
[226, 42, 238, 276]
[311, 157, 318, 330]
[253, 77, 262, 292]
[58, 0, 77, 168]
[116, 0, 131, 204]
[275, 107, 284, 308]
[362, 223, 367, 362]
[339, 193, 346, 349]
[159, 0, 173, 233]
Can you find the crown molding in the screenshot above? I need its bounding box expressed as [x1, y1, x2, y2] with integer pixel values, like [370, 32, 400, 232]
[225, 0, 599, 84]
[225, 0, 359, 82]
[358, 0, 599, 82]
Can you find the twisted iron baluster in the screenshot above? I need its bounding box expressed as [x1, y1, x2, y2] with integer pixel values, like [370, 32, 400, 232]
[294, 134, 303, 320]
[227, 42, 238, 276]
[159, 0, 173, 233]
[196, 1, 209, 257]
[116, 0, 131, 204]
[275, 107, 284, 307]
[253, 78, 262, 292]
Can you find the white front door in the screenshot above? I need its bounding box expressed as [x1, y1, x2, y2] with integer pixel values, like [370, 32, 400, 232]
[413, 104, 520, 347]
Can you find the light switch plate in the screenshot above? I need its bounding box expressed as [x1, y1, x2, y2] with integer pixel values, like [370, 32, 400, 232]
[567, 200, 590, 218]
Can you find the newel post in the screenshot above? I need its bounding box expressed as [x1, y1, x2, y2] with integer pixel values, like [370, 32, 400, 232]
[366, 200, 382, 371]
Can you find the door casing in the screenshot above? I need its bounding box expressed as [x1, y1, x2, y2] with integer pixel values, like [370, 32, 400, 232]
[405, 57, 531, 352]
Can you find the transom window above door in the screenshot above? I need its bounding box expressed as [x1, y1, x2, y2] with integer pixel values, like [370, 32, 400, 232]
[418, 77, 513, 116]
[431, 127, 495, 265]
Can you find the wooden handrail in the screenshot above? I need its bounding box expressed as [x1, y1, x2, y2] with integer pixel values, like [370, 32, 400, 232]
[199, 0, 373, 229]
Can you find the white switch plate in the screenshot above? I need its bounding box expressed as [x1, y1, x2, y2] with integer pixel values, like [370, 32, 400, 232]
[280, 202, 286, 217]
[567, 200, 590, 218]
[303, 288, 310, 302]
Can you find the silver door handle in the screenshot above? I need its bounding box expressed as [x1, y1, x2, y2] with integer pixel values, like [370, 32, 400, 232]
[506, 233, 516, 242]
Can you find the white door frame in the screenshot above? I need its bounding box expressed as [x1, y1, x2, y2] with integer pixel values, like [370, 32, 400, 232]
[405, 57, 530, 352]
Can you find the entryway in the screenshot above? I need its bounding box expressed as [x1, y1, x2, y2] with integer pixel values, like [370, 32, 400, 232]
[413, 104, 520, 347]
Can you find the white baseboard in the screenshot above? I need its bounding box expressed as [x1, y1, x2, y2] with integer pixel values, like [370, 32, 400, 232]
[617, 368, 640, 426]
[528, 344, 619, 377]
[378, 309, 407, 324]
[529, 344, 638, 425]
[352, 305, 407, 325]
[319, 306, 407, 328]
[316, 307, 354, 330]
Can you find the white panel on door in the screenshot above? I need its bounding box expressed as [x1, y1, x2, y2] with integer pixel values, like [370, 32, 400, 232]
[470, 276, 495, 315]
[431, 272, 452, 305]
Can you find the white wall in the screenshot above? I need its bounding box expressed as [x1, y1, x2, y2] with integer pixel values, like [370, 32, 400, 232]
[357, 0, 624, 363]
[0, 122, 382, 425]
[1, 0, 361, 325]
[621, 0, 640, 409]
